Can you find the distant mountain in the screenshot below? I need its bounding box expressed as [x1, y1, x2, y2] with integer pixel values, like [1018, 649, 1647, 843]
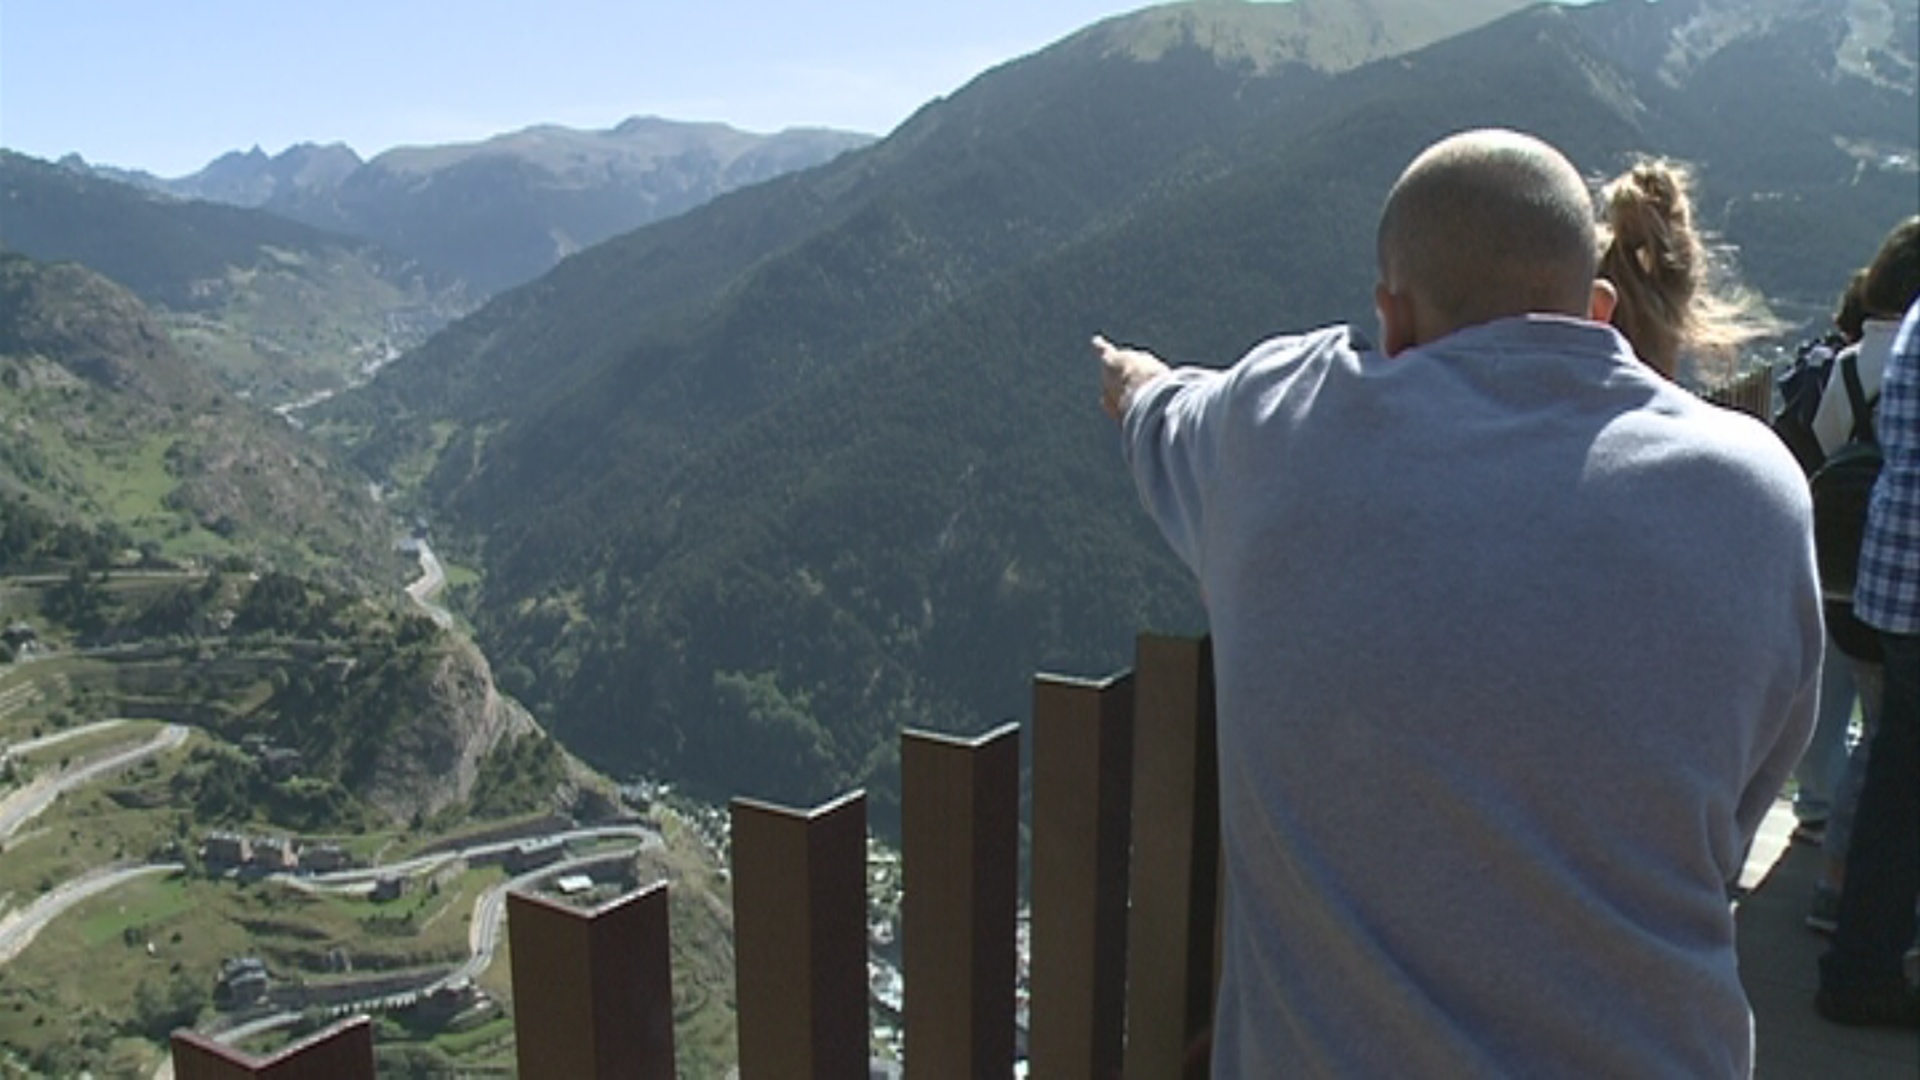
[324, 0, 1917, 817]
[2, 150, 469, 407]
[62, 141, 364, 207]
[189, 142, 365, 206]
[0, 251, 398, 583]
[67, 118, 877, 295]
[324, 0, 1538, 486]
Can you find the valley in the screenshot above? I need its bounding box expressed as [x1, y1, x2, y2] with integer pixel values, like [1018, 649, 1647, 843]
[0, 0, 1914, 1073]
[0, 562, 747, 1077]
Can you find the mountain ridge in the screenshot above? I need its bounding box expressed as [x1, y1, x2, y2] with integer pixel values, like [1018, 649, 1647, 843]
[319, 0, 1552, 499]
[60, 117, 877, 295]
[1063, 0, 1534, 71]
[2, 149, 470, 408]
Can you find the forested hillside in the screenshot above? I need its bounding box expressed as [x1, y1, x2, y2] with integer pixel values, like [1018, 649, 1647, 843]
[0, 152, 468, 407]
[0, 253, 398, 584]
[323, 0, 1919, 820]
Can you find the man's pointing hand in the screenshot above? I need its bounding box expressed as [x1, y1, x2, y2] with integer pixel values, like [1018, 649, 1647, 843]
[1093, 334, 1170, 421]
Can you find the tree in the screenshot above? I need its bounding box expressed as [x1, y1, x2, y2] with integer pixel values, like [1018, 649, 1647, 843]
[234, 571, 313, 635]
[131, 972, 203, 1040]
[43, 565, 106, 635]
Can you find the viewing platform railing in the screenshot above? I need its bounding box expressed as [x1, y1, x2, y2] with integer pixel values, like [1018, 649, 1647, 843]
[172, 634, 1223, 1079]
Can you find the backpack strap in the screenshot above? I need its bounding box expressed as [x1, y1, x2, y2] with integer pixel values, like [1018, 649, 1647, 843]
[1840, 353, 1878, 445]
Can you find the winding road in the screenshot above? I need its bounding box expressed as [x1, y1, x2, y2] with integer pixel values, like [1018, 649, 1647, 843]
[3, 718, 128, 756]
[0, 568, 654, 1070]
[405, 542, 453, 629]
[0, 863, 183, 965]
[0, 723, 192, 967]
[0, 723, 189, 841]
[184, 829, 662, 1058]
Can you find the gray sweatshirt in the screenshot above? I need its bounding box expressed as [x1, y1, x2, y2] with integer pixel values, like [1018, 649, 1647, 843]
[1122, 316, 1821, 1078]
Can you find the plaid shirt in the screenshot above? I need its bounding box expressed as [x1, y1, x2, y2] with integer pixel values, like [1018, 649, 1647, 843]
[1856, 299, 1920, 634]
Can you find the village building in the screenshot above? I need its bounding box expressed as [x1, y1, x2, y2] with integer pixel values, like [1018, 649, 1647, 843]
[504, 837, 566, 874]
[253, 837, 298, 872]
[213, 957, 269, 1009]
[202, 832, 251, 867]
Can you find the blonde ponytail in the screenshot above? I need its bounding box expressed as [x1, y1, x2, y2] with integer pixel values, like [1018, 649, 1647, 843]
[1598, 159, 1779, 382]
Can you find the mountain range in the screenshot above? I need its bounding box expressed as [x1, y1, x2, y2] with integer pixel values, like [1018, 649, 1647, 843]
[1, 150, 469, 408]
[63, 117, 875, 294]
[9, 0, 1916, 827]
[310, 0, 1917, 821]
[0, 0, 1909, 1071]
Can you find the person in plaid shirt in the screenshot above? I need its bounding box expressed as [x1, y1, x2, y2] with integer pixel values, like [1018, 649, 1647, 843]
[1819, 294, 1920, 1029]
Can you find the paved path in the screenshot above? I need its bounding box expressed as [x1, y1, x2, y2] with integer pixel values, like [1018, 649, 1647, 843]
[1739, 797, 1919, 1078]
[273, 824, 657, 891]
[0, 724, 187, 840]
[5, 719, 128, 757]
[180, 833, 659, 1062]
[405, 542, 453, 629]
[440, 844, 654, 990]
[0, 862, 182, 965]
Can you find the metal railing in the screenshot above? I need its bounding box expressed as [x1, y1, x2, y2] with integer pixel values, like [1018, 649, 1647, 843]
[1702, 363, 1774, 419]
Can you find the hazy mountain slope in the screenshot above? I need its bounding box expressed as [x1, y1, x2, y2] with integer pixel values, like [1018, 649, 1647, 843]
[323, 0, 1538, 521]
[249, 120, 870, 294]
[178, 142, 364, 206]
[0, 253, 397, 583]
[315, 39, 1328, 496]
[3, 152, 398, 309]
[459, 1, 1666, 810]
[1558, 0, 1920, 321]
[332, 0, 1915, 814]
[63, 119, 873, 296]
[1074, 0, 1532, 69]
[1, 152, 467, 406]
[63, 142, 365, 207]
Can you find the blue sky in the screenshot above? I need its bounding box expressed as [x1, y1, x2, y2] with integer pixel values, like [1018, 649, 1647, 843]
[0, 1, 1598, 178]
[0, 0, 1147, 175]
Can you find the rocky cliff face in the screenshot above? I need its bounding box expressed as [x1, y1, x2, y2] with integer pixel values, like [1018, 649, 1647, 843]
[361, 637, 540, 822]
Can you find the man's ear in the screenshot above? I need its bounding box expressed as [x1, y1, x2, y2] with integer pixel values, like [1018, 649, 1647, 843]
[1375, 282, 1415, 357]
[1588, 278, 1619, 324]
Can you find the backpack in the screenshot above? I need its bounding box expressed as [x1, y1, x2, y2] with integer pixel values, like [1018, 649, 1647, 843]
[1809, 353, 1881, 603]
[1771, 333, 1841, 475]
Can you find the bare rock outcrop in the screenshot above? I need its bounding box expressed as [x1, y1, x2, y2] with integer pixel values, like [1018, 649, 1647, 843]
[360, 637, 539, 823]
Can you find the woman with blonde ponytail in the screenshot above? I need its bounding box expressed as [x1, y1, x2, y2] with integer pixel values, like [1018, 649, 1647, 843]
[1598, 159, 1779, 382]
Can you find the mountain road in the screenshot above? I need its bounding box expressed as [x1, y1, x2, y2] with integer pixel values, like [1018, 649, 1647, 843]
[0, 723, 188, 841]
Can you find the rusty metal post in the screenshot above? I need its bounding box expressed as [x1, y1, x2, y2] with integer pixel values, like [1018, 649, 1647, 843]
[731, 791, 868, 1078]
[507, 882, 678, 1079]
[170, 1015, 375, 1080]
[901, 722, 1020, 1078]
[1029, 671, 1135, 1078]
[1123, 635, 1220, 1079]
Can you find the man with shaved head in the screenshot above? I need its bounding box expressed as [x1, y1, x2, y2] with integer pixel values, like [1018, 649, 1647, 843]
[1096, 130, 1820, 1076]
[1373, 128, 1608, 348]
